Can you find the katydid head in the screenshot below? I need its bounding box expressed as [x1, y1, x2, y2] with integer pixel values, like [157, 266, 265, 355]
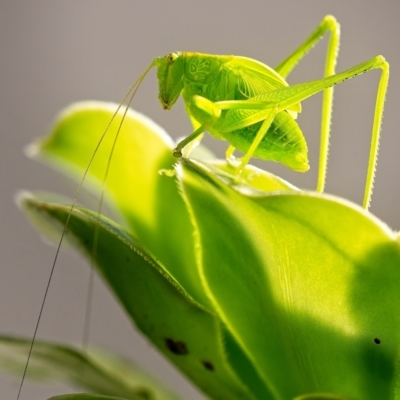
[156, 52, 185, 110]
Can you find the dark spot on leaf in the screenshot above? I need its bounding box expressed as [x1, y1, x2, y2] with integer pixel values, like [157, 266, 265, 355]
[137, 387, 153, 399]
[165, 338, 188, 355]
[202, 360, 214, 371]
[374, 338, 381, 344]
[126, 257, 130, 262]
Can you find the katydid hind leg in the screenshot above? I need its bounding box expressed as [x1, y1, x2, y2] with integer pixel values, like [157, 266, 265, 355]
[272, 55, 389, 209]
[275, 15, 340, 80]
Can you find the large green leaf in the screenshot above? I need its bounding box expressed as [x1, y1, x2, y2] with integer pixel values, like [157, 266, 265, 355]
[27, 102, 297, 310]
[19, 193, 259, 400]
[22, 103, 299, 399]
[179, 159, 400, 400]
[0, 336, 179, 400]
[28, 101, 208, 309]
[21, 102, 400, 399]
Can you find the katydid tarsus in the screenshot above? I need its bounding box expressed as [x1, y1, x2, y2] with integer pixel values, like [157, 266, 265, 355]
[17, 15, 389, 399]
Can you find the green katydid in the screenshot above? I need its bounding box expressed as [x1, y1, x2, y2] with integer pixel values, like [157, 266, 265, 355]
[129, 14, 387, 210]
[55, 14, 388, 217]
[16, 15, 391, 399]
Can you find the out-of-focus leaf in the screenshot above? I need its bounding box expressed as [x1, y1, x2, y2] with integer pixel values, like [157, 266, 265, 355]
[0, 336, 179, 400]
[19, 192, 260, 400]
[48, 395, 129, 400]
[293, 393, 355, 400]
[179, 158, 400, 400]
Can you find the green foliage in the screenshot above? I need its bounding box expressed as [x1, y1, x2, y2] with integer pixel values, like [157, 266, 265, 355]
[0, 336, 176, 400]
[48, 395, 130, 400]
[4, 102, 400, 399]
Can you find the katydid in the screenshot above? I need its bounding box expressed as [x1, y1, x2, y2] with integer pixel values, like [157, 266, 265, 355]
[16, 15, 390, 399]
[62, 14, 388, 212]
[95, 15, 389, 210]
[153, 22, 388, 210]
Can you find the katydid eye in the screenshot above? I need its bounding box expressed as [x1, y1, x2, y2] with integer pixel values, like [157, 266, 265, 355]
[166, 53, 178, 65]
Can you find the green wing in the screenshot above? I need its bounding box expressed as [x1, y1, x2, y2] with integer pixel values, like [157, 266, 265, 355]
[224, 56, 301, 113]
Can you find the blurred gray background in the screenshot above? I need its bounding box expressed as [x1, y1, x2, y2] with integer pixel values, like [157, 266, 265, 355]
[1, 1, 400, 399]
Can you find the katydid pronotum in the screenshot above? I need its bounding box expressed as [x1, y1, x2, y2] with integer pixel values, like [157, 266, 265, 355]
[16, 14, 389, 399]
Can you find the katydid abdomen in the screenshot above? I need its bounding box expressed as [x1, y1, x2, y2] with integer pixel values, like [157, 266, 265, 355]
[219, 111, 309, 172]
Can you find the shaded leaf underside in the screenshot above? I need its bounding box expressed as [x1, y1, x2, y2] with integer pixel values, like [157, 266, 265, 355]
[179, 159, 400, 400]
[20, 193, 258, 400]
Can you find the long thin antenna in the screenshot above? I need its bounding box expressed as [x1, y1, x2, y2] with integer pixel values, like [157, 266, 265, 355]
[81, 67, 152, 350]
[16, 61, 156, 400]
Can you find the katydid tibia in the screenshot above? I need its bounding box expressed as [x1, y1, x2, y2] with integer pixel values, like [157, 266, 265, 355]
[16, 15, 390, 399]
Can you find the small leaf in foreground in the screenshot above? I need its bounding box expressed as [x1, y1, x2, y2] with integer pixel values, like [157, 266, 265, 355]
[0, 336, 177, 400]
[48, 394, 130, 400]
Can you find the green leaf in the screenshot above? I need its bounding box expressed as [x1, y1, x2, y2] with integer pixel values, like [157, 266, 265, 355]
[48, 395, 129, 400]
[0, 336, 179, 400]
[23, 103, 288, 399]
[19, 192, 258, 400]
[179, 158, 400, 400]
[27, 102, 297, 311]
[293, 394, 355, 400]
[206, 160, 298, 193]
[28, 101, 210, 309]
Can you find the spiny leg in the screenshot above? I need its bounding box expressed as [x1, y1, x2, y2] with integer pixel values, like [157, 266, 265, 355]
[275, 15, 341, 193]
[263, 55, 389, 209]
[275, 15, 340, 79]
[364, 60, 389, 209]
